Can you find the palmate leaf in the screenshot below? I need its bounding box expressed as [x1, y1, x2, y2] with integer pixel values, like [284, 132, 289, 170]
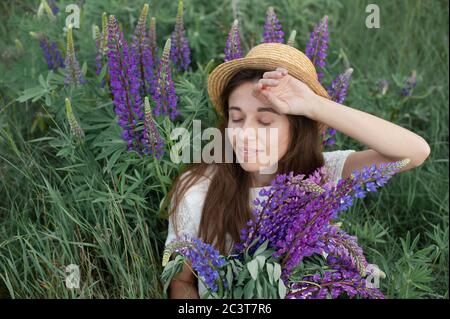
[161, 254, 185, 293]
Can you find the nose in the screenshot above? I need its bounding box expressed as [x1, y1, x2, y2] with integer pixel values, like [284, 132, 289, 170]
[237, 121, 259, 148]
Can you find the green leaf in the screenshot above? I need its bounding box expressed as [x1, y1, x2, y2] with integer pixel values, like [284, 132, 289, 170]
[236, 269, 248, 286]
[255, 255, 266, 270]
[256, 277, 263, 297]
[38, 74, 46, 88]
[226, 265, 233, 289]
[81, 61, 88, 76]
[247, 259, 258, 281]
[266, 263, 274, 285]
[253, 239, 269, 256]
[233, 286, 243, 299]
[273, 263, 281, 282]
[278, 279, 286, 298]
[16, 86, 45, 103]
[243, 279, 255, 299]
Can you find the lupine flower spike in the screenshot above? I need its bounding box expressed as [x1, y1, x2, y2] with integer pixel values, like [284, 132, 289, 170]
[327, 68, 353, 104]
[143, 96, 165, 159]
[399, 70, 417, 97]
[262, 6, 284, 43]
[287, 30, 297, 47]
[224, 19, 244, 62]
[149, 17, 160, 72]
[322, 68, 353, 146]
[64, 25, 85, 85]
[93, 12, 109, 78]
[152, 38, 179, 120]
[107, 15, 145, 152]
[132, 4, 155, 96]
[101, 12, 109, 54]
[93, 25, 103, 76]
[164, 236, 226, 293]
[305, 15, 329, 82]
[170, 0, 191, 72]
[30, 32, 65, 70]
[377, 79, 389, 96]
[37, 0, 56, 21]
[47, 0, 59, 14]
[65, 97, 85, 141]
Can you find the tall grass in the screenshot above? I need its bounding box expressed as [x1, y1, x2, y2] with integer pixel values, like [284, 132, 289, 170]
[0, 0, 448, 298]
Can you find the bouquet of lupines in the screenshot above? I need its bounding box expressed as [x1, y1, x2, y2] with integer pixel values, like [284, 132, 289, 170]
[162, 158, 410, 299]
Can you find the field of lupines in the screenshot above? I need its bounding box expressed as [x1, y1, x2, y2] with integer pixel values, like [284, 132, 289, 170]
[0, 0, 448, 299]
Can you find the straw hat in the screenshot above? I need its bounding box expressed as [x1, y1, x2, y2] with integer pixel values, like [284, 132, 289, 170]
[207, 42, 330, 134]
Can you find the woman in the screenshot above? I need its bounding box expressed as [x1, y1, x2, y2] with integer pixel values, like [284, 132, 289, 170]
[163, 43, 430, 298]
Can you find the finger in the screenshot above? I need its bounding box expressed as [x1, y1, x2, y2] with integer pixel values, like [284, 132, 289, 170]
[259, 78, 280, 87]
[263, 70, 286, 79]
[275, 67, 288, 75]
[252, 83, 265, 98]
[260, 89, 286, 113]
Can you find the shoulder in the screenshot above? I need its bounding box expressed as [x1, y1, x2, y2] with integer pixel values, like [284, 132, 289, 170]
[172, 165, 216, 216]
[177, 165, 215, 198]
[165, 166, 216, 246]
[322, 149, 356, 184]
[323, 149, 356, 164]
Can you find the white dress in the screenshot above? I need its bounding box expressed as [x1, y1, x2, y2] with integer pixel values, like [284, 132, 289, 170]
[164, 149, 355, 298]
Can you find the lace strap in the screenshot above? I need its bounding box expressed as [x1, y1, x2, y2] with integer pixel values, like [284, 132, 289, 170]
[323, 149, 356, 185]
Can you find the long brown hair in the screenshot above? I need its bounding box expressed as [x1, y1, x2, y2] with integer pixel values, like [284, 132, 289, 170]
[164, 68, 325, 255]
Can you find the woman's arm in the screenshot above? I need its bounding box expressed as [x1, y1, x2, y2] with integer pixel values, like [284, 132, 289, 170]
[168, 262, 200, 299]
[254, 67, 431, 178]
[308, 95, 431, 178]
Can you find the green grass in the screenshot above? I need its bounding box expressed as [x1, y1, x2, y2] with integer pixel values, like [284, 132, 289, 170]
[0, 0, 448, 298]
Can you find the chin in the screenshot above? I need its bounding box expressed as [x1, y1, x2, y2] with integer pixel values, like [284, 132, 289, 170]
[238, 162, 263, 172]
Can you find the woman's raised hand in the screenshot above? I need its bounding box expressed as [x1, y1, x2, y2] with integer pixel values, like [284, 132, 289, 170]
[251, 67, 320, 118]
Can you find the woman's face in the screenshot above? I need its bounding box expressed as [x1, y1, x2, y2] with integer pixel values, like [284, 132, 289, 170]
[226, 80, 291, 173]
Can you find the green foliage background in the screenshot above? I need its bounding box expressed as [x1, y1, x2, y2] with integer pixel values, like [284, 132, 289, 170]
[0, 0, 448, 298]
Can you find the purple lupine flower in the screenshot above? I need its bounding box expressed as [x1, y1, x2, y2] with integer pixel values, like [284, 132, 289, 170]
[322, 68, 353, 146]
[152, 38, 179, 120]
[36, 34, 65, 70]
[64, 25, 85, 85]
[224, 19, 244, 62]
[170, 0, 191, 72]
[163, 236, 226, 293]
[132, 4, 156, 97]
[107, 15, 145, 152]
[321, 127, 336, 147]
[47, 0, 59, 14]
[305, 15, 329, 82]
[143, 96, 165, 159]
[349, 159, 411, 198]
[287, 268, 384, 299]
[320, 225, 367, 275]
[327, 68, 353, 104]
[262, 6, 284, 43]
[399, 70, 417, 96]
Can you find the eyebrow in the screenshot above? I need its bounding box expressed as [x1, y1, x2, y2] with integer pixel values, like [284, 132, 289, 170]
[228, 106, 280, 115]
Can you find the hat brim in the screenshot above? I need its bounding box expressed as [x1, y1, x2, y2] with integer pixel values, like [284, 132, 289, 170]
[207, 56, 330, 134]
